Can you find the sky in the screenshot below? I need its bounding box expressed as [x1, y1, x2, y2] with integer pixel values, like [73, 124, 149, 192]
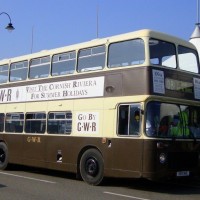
[0, 0, 198, 60]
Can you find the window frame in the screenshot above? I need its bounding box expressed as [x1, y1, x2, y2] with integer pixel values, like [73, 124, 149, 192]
[178, 45, 199, 73]
[117, 103, 141, 136]
[77, 45, 106, 72]
[149, 38, 177, 69]
[25, 112, 46, 134]
[5, 112, 24, 133]
[29, 56, 50, 79]
[108, 38, 145, 68]
[0, 64, 9, 83]
[145, 101, 200, 139]
[52, 51, 76, 76]
[47, 111, 72, 134]
[0, 113, 5, 132]
[10, 60, 28, 82]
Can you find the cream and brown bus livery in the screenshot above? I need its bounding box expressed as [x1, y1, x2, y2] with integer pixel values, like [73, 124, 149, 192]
[0, 29, 200, 185]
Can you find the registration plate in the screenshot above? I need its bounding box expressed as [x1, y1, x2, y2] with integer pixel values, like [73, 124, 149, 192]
[176, 171, 190, 177]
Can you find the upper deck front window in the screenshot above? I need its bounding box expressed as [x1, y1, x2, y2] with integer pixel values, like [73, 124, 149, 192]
[178, 46, 199, 73]
[108, 39, 145, 68]
[149, 39, 176, 68]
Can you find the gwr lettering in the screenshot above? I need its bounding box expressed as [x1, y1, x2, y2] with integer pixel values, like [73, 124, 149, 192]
[27, 136, 41, 143]
[91, 122, 96, 131]
[77, 122, 97, 132]
[0, 89, 12, 102]
[77, 112, 98, 133]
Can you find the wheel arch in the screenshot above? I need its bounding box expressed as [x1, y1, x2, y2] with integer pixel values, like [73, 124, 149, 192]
[0, 140, 8, 148]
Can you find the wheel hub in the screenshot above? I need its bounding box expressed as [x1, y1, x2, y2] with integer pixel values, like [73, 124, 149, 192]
[85, 158, 98, 176]
[0, 149, 5, 163]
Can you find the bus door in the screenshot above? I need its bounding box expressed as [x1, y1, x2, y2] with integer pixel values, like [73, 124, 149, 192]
[111, 104, 143, 177]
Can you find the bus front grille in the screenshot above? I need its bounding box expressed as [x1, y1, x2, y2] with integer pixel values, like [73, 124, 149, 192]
[168, 152, 199, 170]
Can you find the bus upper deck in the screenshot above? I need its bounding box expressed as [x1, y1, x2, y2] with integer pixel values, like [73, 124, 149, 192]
[0, 29, 199, 86]
[0, 29, 199, 105]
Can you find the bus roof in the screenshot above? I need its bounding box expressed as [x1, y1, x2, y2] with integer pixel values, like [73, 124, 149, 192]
[0, 29, 196, 65]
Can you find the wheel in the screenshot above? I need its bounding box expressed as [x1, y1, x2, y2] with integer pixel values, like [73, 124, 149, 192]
[80, 149, 104, 186]
[0, 142, 8, 170]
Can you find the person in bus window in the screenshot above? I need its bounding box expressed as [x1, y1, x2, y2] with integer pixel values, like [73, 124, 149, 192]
[129, 110, 140, 135]
[170, 112, 190, 137]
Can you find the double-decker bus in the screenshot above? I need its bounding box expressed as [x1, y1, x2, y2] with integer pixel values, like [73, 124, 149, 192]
[0, 29, 200, 185]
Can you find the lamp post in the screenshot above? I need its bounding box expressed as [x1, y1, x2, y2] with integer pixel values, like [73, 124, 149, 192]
[0, 12, 15, 31]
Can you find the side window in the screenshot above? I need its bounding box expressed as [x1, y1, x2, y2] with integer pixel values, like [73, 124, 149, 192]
[108, 39, 145, 68]
[118, 104, 141, 136]
[178, 46, 199, 73]
[10, 60, 28, 82]
[47, 112, 72, 134]
[25, 112, 46, 133]
[0, 64, 9, 83]
[0, 113, 5, 132]
[29, 56, 50, 79]
[77, 45, 105, 72]
[5, 113, 24, 133]
[52, 51, 76, 76]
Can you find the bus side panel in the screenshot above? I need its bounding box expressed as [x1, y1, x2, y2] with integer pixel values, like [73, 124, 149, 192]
[3, 134, 24, 165]
[44, 136, 144, 178]
[122, 67, 150, 96]
[104, 138, 143, 178]
[45, 136, 76, 172]
[22, 135, 46, 168]
[142, 140, 157, 179]
[44, 136, 108, 173]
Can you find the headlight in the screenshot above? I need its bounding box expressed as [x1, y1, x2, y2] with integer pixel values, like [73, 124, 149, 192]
[159, 153, 167, 164]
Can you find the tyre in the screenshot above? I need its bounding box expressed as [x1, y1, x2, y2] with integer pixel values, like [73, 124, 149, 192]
[80, 148, 104, 186]
[0, 142, 8, 170]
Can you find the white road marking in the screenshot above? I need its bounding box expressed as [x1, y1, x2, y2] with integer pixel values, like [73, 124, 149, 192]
[104, 191, 151, 200]
[0, 171, 56, 184]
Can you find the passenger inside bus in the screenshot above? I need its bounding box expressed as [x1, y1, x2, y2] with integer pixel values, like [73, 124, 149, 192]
[118, 104, 141, 136]
[129, 110, 140, 135]
[169, 112, 190, 137]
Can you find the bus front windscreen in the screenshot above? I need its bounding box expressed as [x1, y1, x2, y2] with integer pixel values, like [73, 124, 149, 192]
[146, 101, 200, 139]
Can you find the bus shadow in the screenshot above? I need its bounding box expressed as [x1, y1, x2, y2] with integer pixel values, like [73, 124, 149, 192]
[103, 177, 200, 195]
[0, 184, 7, 189]
[6, 164, 200, 195]
[7, 164, 77, 180]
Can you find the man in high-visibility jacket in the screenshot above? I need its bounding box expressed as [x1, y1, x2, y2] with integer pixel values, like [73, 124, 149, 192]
[170, 111, 190, 137]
